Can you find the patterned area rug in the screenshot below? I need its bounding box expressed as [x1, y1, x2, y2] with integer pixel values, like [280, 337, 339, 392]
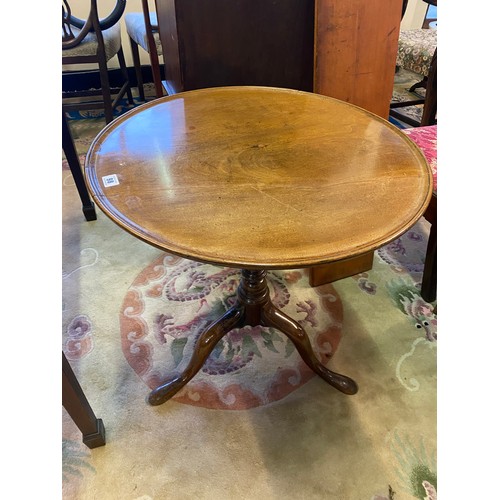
[62, 104, 437, 499]
[120, 259, 344, 410]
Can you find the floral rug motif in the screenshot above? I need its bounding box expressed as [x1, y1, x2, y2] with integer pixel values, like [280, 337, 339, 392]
[120, 255, 343, 409]
[377, 227, 429, 278]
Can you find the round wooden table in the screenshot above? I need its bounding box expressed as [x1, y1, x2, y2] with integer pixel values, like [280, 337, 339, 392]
[85, 86, 432, 405]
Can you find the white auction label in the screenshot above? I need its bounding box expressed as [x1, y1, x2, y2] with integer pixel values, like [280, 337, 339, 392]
[102, 174, 119, 187]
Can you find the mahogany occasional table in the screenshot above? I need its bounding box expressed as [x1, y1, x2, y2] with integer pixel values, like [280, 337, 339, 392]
[84, 87, 432, 406]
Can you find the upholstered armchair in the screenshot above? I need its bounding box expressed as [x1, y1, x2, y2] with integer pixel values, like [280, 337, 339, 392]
[390, 26, 437, 127]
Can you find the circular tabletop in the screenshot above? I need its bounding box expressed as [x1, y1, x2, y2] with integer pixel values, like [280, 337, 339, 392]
[85, 86, 432, 269]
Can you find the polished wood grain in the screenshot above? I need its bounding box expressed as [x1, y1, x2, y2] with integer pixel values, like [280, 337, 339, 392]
[314, 0, 403, 119]
[85, 86, 432, 270]
[85, 86, 432, 405]
[312, 0, 403, 284]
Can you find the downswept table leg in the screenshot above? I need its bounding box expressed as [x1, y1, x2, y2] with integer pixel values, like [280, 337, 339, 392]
[148, 305, 245, 406]
[148, 269, 357, 406]
[261, 303, 358, 395]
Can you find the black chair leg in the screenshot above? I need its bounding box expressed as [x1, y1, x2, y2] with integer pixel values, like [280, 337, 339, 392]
[62, 111, 97, 221]
[420, 51, 437, 127]
[117, 46, 134, 104]
[129, 37, 145, 101]
[421, 221, 436, 302]
[96, 52, 114, 124]
[62, 352, 105, 449]
[409, 76, 427, 94]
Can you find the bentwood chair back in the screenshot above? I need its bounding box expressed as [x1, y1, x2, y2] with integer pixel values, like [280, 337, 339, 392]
[62, 0, 133, 124]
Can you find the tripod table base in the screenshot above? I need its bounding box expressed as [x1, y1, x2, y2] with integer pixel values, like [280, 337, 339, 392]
[148, 269, 358, 406]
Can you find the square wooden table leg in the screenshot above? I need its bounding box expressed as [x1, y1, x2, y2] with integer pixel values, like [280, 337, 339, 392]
[62, 352, 105, 449]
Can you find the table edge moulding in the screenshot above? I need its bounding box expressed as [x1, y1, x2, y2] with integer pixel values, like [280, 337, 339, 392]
[84, 86, 432, 405]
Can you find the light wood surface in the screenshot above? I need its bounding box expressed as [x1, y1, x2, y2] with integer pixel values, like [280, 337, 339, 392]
[314, 0, 403, 118]
[85, 86, 432, 269]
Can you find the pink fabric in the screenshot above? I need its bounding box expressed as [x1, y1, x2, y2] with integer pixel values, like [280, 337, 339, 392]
[402, 125, 437, 193]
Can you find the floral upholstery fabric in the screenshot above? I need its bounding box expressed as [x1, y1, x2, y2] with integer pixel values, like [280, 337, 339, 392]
[62, 22, 122, 61]
[396, 29, 437, 77]
[403, 125, 437, 193]
[125, 12, 163, 56]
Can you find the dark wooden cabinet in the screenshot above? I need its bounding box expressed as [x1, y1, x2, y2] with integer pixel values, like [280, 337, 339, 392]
[155, 0, 315, 95]
[155, 0, 402, 119]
